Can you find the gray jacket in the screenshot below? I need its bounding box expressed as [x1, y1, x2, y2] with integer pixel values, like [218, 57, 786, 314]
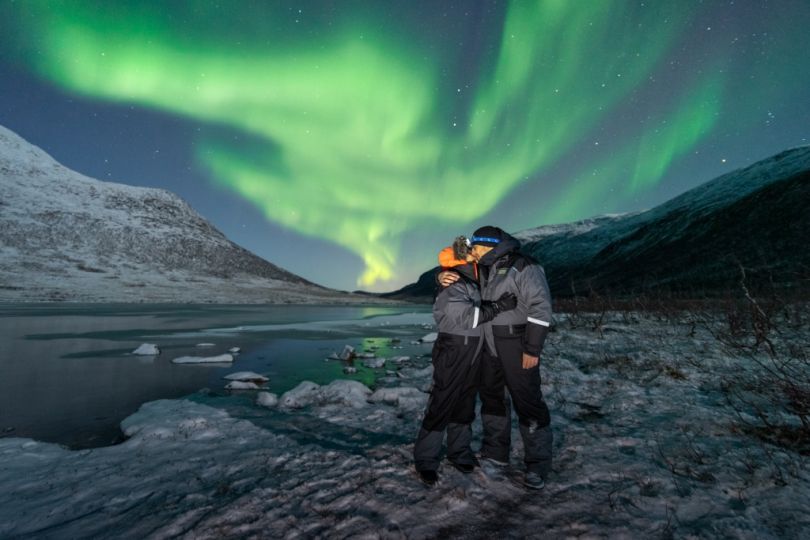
[478, 235, 552, 357]
[433, 265, 484, 338]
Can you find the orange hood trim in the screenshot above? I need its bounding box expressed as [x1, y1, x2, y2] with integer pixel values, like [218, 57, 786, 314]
[438, 246, 478, 280]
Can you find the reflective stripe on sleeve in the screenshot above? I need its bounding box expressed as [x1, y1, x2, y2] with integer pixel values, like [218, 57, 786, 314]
[473, 307, 480, 329]
[527, 316, 550, 327]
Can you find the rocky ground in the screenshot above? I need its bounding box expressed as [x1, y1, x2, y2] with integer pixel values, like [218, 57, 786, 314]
[1, 307, 808, 539]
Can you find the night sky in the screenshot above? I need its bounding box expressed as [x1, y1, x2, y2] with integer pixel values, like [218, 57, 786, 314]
[1, 1, 808, 291]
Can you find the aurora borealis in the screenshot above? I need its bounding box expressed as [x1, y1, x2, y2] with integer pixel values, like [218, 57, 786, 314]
[1, 1, 809, 290]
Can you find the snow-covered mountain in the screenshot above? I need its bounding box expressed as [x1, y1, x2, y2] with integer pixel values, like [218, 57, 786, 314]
[386, 145, 810, 300]
[521, 145, 810, 295]
[0, 125, 382, 303]
[511, 213, 636, 245]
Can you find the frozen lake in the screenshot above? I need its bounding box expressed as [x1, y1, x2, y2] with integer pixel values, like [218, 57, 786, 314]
[0, 303, 433, 448]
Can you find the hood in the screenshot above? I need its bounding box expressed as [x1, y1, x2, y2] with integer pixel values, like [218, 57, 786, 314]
[438, 246, 478, 282]
[478, 233, 521, 266]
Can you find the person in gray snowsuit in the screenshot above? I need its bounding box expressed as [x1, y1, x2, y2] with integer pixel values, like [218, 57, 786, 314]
[413, 237, 517, 486]
[439, 226, 553, 490]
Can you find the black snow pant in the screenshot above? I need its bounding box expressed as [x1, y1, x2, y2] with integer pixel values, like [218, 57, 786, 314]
[479, 324, 553, 476]
[413, 333, 481, 472]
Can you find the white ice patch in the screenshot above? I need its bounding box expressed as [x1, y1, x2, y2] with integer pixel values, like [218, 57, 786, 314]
[256, 392, 279, 408]
[132, 343, 160, 355]
[278, 381, 321, 409]
[223, 371, 269, 383]
[171, 353, 234, 364]
[419, 332, 438, 343]
[367, 386, 425, 407]
[397, 365, 434, 379]
[362, 357, 386, 369]
[279, 380, 373, 410]
[225, 381, 260, 390]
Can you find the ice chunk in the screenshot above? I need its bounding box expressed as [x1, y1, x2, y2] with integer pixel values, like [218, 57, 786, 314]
[343, 366, 358, 374]
[419, 332, 438, 343]
[225, 381, 260, 390]
[279, 381, 322, 409]
[228, 347, 241, 354]
[397, 365, 434, 379]
[223, 371, 268, 383]
[279, 380, 372, 409]
[132, 343, 160, 355]
[367, 386, 425, 406]
[319, 380, 372, 408]
[363, 357, 386, 369]
[256, 392, 279, 408]
[388, 356, 410, 365]
[172, 354, 234, 364]
[339, 345, 356, 360]
[196, 343, 216, 348]
[357, 352, 376, 359]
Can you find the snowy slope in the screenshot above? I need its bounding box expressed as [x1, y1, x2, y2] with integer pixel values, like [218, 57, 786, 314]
[0, 125, 385, 303]
[520, 146, 810, 294]
[511, 213, 634, 244]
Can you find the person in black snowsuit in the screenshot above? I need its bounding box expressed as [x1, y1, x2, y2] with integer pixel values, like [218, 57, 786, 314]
[439, 226, 553, 489]
[413, 239, 517, 486]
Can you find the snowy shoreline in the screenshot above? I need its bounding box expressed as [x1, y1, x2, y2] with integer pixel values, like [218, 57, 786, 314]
[1, 310, 808, 538]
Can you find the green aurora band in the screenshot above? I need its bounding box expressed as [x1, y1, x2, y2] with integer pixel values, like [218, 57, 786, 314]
[5, 1, 732, 287]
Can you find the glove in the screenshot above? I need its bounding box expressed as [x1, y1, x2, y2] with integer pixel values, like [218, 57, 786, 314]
[493, 292, 518, 313]
[479, 292, 518, 323]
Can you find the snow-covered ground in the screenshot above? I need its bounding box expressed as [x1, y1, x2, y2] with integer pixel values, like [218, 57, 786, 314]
[1, 310, 808, 538]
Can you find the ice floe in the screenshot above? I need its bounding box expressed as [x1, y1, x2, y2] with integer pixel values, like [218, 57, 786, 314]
[397, 365, 434, 379]
[224, 381, 260, 390]
[279, 380, 372, 409]
[223, 371, 268, 383]
[171, 353, 234, 364]
[132, 343, 160, 355]
[256, 392, 279, 408]
[367, 386, 425, 407]
[362, 357, 386, 369]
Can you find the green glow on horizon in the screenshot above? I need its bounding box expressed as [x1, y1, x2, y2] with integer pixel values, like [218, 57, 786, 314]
[4, 1, 696, 287]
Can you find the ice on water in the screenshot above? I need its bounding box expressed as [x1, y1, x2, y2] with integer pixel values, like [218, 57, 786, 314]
[171, 353, 234, 364]
[132, 343, 160, 355]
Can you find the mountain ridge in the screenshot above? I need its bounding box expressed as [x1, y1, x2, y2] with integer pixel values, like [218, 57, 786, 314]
[384, 145, 810, 301]
[0, 125, 391, 304]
